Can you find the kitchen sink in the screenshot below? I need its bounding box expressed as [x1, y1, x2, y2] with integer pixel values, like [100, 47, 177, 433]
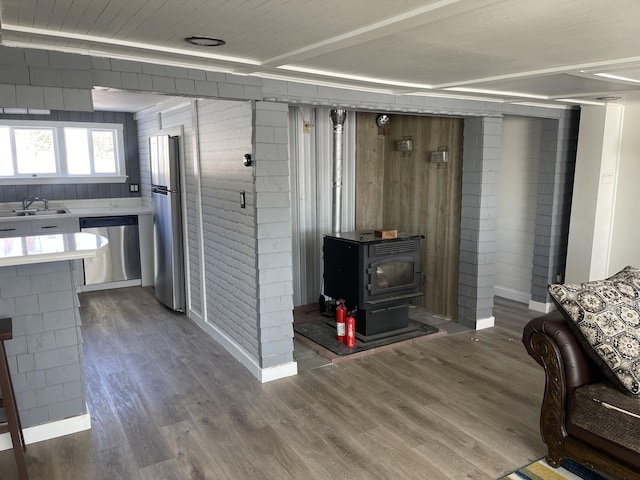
[0, 208, 70, 218]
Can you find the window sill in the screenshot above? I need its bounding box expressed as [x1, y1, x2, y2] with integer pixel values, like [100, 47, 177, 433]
[0, 176, 128, 185]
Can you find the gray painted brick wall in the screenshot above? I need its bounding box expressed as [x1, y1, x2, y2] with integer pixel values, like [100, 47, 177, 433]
[195, 99, 259, 359]
[458, 117, 502, 328]
[530, 112, 579, 302]
[0, 261, 86, 428]
[255, 101, 294, 369]
[134, 111, 157, 209]
[136, 98, 295, 370]
[0, 47, 92, 111]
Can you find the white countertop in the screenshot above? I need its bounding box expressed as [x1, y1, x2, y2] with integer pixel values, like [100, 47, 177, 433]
[0, 232, 109, 267]
[0, 198, 151, 223]
[66, 206, 151, 217]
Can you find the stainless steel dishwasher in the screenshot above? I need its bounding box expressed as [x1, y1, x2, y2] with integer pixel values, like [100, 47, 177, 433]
[79, 215, 141, 286]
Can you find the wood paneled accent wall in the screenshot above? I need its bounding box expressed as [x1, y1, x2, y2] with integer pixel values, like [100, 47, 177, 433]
[355, 112, 463, 318]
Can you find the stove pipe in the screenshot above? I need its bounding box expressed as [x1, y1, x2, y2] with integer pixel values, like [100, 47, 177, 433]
[330, 109, 347, 233]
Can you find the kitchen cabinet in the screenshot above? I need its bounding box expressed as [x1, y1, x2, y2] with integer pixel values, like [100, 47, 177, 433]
[0, 221, 32, 238]
[0, 203, 153, 290]
[31, 217, 79, 234]
[0, 216, 83, 287]
[0, 217, 79, 237]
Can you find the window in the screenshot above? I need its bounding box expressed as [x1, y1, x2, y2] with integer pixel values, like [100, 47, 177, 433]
[0, 120, 126, 184]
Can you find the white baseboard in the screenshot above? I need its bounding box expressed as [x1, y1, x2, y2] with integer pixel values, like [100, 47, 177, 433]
[494, 286, 531, 305]
[79, 279, 141, 292]
[188, 311, 297, 383]
[529, 300, 555, 313]
[0, 413, 91, 451]
[475, 316, 495, 330]
[260, 361, 298, 383]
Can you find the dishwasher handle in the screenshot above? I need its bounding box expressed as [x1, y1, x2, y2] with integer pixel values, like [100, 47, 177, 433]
[79, 215, 139, 229]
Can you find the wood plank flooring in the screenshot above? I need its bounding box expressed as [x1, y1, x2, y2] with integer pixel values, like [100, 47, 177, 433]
[0, 288, 548, 479]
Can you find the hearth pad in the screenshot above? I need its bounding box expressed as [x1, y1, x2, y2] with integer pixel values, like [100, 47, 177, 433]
[294, 319, 439, 357]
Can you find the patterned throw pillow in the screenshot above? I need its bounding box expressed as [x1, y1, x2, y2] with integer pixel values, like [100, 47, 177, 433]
[548, 266, 640, 396]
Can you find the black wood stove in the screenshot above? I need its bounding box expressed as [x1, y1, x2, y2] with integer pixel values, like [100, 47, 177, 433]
[323, 231, 423, 338]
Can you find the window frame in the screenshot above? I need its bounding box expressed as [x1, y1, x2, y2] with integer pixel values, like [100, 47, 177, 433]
[0, 119, 127, 185]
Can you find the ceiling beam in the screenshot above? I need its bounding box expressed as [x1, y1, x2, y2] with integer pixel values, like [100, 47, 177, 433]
[261, 0, 501, 67]
[432, 56, 640, 90]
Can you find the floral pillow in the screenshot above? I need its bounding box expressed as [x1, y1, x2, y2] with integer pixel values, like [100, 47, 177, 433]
[548, 266, 640, 396]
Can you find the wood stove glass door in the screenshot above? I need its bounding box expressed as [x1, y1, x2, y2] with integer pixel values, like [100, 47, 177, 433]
[369, 257, 418, 297]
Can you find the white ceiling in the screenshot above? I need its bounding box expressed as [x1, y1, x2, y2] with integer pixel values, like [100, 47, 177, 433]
[3, 0, 640, 110]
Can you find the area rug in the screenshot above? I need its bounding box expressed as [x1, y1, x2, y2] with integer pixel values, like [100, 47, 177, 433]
[500, 458, 609, 480]
[293, 318, 440, 357]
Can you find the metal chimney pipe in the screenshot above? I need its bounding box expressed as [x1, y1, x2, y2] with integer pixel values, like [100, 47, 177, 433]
[330, 109, 347, 233]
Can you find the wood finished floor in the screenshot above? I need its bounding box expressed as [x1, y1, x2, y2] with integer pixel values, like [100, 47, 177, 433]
[1, 287, 547, 479]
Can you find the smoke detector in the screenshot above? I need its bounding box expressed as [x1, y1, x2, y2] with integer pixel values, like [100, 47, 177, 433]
[185, 36, 226, 47]
[595, 96, 622, 102]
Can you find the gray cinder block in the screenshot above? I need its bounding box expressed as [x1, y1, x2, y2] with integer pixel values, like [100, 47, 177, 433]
[16, 85, 45, 108]
[217, 82, 244, 99]
[151, 76, 176, 94]
[48, 397, 85, 422]
[0, 83, 17, 107]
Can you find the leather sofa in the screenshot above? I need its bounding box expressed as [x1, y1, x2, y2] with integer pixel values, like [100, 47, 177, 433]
[523, 311, 640, 480]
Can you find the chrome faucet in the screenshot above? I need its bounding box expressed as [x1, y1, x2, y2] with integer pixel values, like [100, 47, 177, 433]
[22, 195, 49, 211]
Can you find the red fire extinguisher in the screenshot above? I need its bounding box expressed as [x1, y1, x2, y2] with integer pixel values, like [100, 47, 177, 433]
[336, 299, 347, 342]
[346, 308, 356, 348]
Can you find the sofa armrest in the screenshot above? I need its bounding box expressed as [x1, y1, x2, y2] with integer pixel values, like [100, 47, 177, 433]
[523, 311, 602, 390]
[523, 313, 640, 477]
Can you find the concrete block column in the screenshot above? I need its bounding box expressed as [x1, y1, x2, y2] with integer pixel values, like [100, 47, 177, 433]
[0, 261, 86, 428]
[530, 112, 579, 309]
[458, 116, 502, 329]
[253, 101, 296, 374]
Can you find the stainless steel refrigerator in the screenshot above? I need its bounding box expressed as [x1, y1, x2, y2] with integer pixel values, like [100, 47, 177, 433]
[150, 134, 185, 312]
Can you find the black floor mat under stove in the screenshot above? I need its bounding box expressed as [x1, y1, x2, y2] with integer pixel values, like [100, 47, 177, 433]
[294, 319, 439, 356]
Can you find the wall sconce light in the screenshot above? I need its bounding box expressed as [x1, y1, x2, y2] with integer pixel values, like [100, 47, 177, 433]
[243, 153, 252, 167]
[430, 146, 449, 163]
[376, 114, 391, 128]
[396, 136, 413, 157]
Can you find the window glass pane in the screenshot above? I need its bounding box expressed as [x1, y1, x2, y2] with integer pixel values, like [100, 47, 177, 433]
[0, 128, 13, 175]
[64, 128, 91, 174]
[0, 121, 124, 180]
[15, 128, 56, 174]
[92, 130, 116, 173]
